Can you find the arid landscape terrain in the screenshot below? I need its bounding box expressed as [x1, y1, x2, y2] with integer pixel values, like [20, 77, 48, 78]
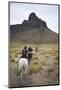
[9, 43, 59, 87]
[9, 12, 59, 87]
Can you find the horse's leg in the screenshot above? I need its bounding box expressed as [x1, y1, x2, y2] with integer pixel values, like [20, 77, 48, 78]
[20, 70, 22, 81]
[24, 64, 28, 79]
[25, 66, 28, 74]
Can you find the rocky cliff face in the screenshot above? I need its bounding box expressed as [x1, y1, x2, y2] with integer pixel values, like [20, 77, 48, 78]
[10, 12, 58, 44]
[10, 12, 47, 32]
[28, 12, 47, 28]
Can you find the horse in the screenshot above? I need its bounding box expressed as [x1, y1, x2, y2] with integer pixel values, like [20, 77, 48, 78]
[18, 58, 28, 80]
[27, 51, 32, 64]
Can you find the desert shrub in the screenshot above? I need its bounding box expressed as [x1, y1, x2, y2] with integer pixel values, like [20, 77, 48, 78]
[41, 61, 46, 66]
[15, 67, 19, 74]
[32, 57, 39, 61]
[14, 63, 19, 74]
[14, 51, 22, 57]
[54, 61, 58, 65]
[52, 56, 58, 61]
[45, 55, 50, 58]
[17, 52, 22, 55]
[32, 53, 36, 56]
[15, 51, 22, 54]
[11, 59, 15, 62]
[14, 53, 18, 57]
[28, 61, 42, 75]
[55, 56, 59, 60]
[48, 51, 56, 55]
[40, 51, 46, 55]
[47, 67, 54, 72]
[34, 61, 39, 65]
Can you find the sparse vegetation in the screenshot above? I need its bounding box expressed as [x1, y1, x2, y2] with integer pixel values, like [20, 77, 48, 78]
[11, 59, 15, 62]
[9, 43, 59, 86]
[32, 57, 39, 60]
[47, 67, 54, 72]
[28, 60, 42, 75]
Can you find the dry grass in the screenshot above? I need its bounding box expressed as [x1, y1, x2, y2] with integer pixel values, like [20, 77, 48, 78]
[28, 60, 43, 75]
[9, 43, 59, 85]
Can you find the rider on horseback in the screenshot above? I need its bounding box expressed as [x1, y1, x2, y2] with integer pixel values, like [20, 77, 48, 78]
[28, 47, 33, 64]
[21, 46, 27, 58]
[21, 46, 33, 64]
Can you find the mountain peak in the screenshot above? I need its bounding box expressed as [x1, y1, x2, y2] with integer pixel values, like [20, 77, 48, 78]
[28, 12, 47, 28]
[28, 12, 38, 21]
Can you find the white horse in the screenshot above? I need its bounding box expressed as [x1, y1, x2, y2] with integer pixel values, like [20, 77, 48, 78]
[18, 58, 28, 80]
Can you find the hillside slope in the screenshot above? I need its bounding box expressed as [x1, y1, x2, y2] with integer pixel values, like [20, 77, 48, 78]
[10, 12, 58, 44]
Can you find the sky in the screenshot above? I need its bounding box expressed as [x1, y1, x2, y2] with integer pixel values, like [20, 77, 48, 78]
[10, 3, 59, 33]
